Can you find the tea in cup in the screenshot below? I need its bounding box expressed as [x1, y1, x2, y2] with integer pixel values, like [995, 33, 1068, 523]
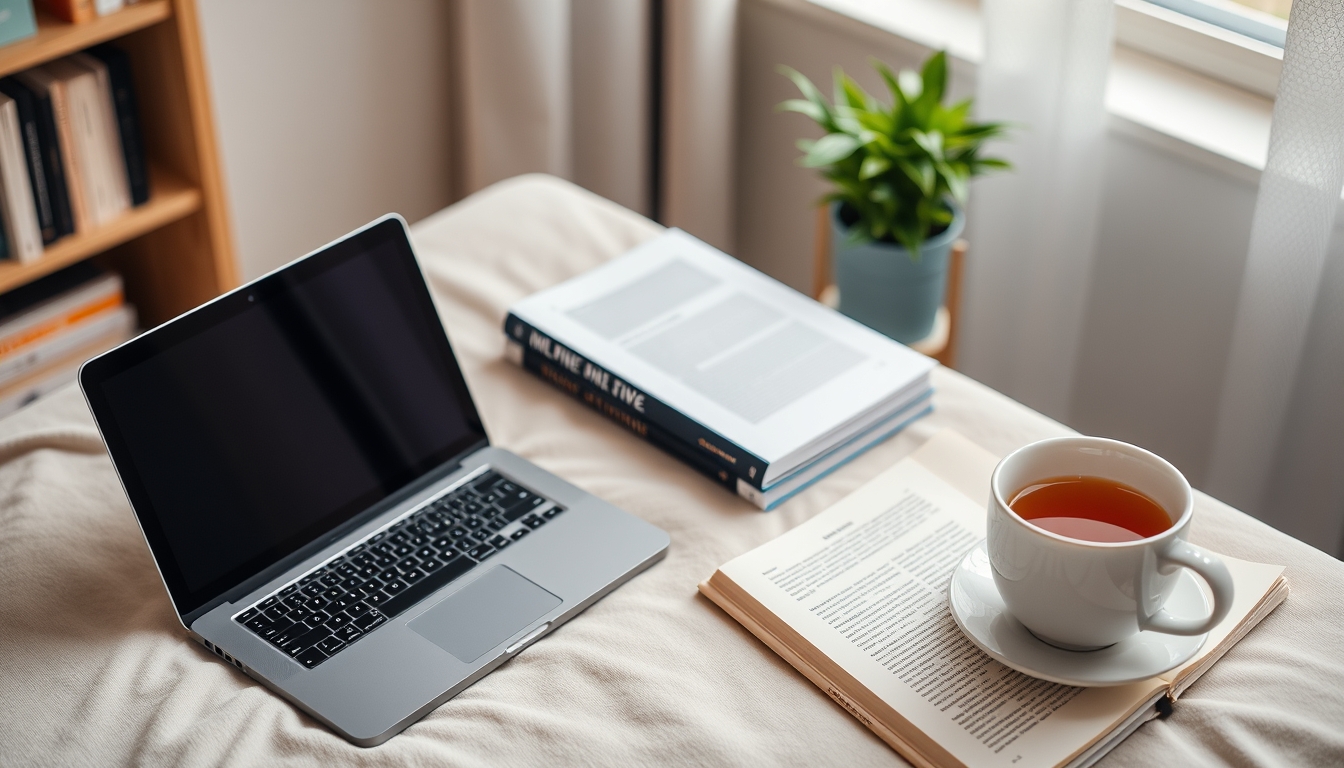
[988, 436, 1234, 650]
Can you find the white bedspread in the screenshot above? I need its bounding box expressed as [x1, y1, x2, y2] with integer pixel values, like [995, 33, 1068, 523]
[2, 175, 1341, 766]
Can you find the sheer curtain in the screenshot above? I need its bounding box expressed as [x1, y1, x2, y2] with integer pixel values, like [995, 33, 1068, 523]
[451, 0, 737, 249]
[1206, 0, 1344, 540]
[958, 0, 1116, 422]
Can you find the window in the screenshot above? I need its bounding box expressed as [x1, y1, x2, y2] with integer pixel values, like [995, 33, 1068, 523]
[1146, 0, 1288, 47]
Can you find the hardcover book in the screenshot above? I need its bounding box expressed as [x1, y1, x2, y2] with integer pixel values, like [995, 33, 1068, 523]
[700, 431, 1288, 768]
[505, 229, 936, 508]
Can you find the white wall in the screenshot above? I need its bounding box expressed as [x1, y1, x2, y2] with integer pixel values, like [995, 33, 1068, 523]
[737, 0, 1344, 555]
[196, 0, 456, 281]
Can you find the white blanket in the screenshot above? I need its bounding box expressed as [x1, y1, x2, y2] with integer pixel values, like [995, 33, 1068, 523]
[2, 175, 1341, 766]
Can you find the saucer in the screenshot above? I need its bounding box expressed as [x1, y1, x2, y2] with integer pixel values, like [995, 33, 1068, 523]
[947, 540, 1208, 687]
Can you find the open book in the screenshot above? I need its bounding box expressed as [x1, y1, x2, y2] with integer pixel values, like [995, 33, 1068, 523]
[699, 431, 1288, 768]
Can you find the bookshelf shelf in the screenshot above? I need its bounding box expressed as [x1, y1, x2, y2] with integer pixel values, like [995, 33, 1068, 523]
[0, 166, 199, 295]
[0, 0, 235, 330]
[0, 2, 172, 79]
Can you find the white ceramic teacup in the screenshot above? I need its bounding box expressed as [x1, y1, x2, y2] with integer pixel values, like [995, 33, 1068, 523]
[988, 436, 1234, 651]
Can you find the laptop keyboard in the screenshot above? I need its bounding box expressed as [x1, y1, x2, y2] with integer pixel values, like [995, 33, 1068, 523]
[233, 469, 563, 669]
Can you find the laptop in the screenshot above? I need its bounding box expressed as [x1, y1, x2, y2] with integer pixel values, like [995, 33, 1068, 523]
[78, 215, 670, 746]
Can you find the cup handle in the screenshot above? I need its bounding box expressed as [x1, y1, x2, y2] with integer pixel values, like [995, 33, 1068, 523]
[1140, 539, 1235, 636]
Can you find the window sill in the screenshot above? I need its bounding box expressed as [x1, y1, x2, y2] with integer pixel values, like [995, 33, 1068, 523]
[769, 0, 1273, 184]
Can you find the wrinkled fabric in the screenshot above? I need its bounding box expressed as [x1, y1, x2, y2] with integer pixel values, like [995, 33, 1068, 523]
[1, 174, 1341, 767]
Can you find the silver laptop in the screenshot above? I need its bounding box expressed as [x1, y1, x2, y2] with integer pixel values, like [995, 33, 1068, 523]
[78, 215, 669, 746]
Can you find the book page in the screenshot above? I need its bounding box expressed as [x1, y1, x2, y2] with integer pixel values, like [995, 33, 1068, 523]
[510, 229, 934, 465]
[716, 450, 1161, 768]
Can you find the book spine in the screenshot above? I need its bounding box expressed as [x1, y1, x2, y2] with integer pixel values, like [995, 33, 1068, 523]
[0, 98, 44, 263]
[0, 279, 121, 356]
[94, 46, 148, 205]
[10, 84, 57, 244]
[0, 304, 129, 386]
[38, 0, 96, 24]
[31, 85, 74, 238]
[512, 340, 741, 497]
[47, 79, 89, 233]
[504, 311, 771, 488]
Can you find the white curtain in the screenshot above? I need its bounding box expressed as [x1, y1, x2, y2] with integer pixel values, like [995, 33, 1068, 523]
[959, 0, 1116, 422]
[453, 0, 738, 249]
[1206, 0, 1344, 537]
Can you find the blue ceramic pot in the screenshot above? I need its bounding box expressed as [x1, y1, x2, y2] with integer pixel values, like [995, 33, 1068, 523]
[831, 201, 965, 344]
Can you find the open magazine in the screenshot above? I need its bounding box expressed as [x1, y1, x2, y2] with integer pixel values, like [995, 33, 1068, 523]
[700, 431, 1288, 767]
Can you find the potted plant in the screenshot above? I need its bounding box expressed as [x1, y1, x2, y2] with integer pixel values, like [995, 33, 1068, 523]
[780, 51, 1009, 343]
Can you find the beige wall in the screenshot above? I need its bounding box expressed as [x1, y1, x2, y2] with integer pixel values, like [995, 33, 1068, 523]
[197, 0, 456, 281]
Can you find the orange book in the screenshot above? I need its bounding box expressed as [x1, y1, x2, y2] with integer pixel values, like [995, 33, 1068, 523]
[37, 0, 97, 24]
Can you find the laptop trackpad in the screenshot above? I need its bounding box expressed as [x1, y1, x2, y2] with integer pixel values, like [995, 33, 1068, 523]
[408, 566, 560, 663]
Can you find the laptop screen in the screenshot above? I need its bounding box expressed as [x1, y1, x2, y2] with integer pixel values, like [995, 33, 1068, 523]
[81, 217, 487, 618]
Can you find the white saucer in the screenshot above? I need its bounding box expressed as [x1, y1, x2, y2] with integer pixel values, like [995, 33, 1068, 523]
[947, 540, 1208, 687]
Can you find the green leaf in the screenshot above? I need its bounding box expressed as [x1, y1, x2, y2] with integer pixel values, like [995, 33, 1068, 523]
[937, 160, 968, 204]
[778, 66, 834, 130]
[917, 50, 947, 111]
[859, 155, 890, 179]
[896, 157, 935, 196]
[974, 157, 1012, 170]
[802, 133, 862, 167]
[836, 71, 873, 111]
[910, 129, 944, 160]
[777, 98, 826, 123]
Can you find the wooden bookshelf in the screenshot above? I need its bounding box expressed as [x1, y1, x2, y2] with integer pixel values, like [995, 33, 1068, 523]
[0, 0, 235, 326]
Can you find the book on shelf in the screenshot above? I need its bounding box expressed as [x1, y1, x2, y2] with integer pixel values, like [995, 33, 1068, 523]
[0, 260, 123, 357]
[18, 63, 91, 233]
[504, 229, 936, 509]
[0, 77, 62, 244]
[86, 44, 148, 205]
[0, 0, 36, 48]
[5, 73, 75, 241]
[0, 91, 44, 262]
[36, 0, 94, 24]
[699, 430, 1289, 768]
[0, 311, 130, 417]
[44, 56, 127, 226]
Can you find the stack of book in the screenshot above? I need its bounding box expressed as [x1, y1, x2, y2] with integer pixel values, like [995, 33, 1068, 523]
[0, 260, 134, 416]
[0, 44, 149, 263]
[505, 229, 936, 510]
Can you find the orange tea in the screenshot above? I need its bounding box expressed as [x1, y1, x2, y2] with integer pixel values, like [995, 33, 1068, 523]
[1009, 475, 1172, 543]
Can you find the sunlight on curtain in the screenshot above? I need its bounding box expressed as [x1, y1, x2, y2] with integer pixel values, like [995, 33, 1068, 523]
[958, 0, 1115, 422]
[1206, 0, 1344, 523]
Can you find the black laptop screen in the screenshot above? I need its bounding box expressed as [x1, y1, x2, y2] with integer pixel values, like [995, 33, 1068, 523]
[82, 218, 486, 617]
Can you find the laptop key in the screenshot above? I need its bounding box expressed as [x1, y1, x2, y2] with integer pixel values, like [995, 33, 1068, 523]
[335, 624, 363, 643]
[346, 602, 371, 618]
[353, 611, 385, 632]
[380, 555, 475, 618]
[490, 535, 510, 549]
[326, 613, 352, 630]
[296, 647, 327, 669]
[468, 543, 494, 560]
[383, 579, 408, 595]
[543, 506, 564, 519]
[510, 529, 529, 540]
[317, 635, 344, 655]
[522, 514, 545, 529]
[421, 557, 444, 572]
[245, 616, 272, 633]
[364, 591, 389, 607]
[307, 610, 331, 626]
[273, 622, 311, 648]
[402, 568, 427, 584]
[237, 607, 259, 623]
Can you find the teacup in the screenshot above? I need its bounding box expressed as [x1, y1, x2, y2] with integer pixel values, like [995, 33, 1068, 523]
[987, 436, 1234, 650]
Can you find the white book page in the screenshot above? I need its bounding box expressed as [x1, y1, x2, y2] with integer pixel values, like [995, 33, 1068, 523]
[718, 451, 1159, 768]
[510, 229, 934, 464]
